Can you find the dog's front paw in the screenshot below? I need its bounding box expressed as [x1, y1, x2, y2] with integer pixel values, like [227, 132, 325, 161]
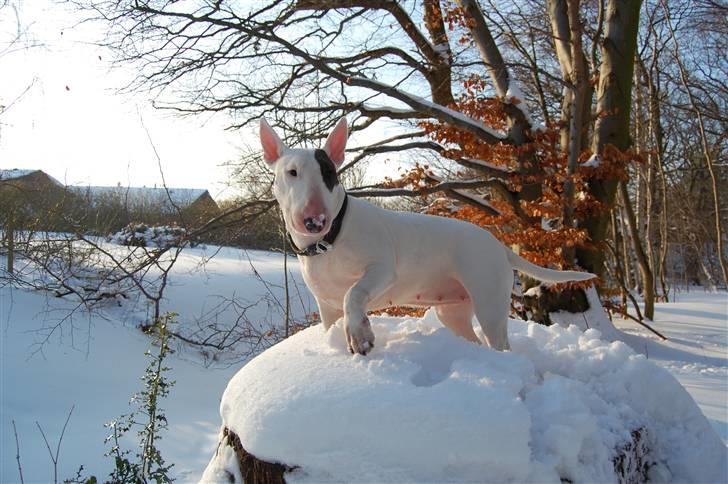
[344, 316, 375, 355]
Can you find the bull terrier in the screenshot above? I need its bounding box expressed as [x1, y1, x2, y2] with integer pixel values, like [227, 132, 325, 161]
[260, 117, 595, 355]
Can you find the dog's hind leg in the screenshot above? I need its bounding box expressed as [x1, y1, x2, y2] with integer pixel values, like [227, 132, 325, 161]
[435, 302, 479, 343]
[456, 271, 512, 351]
[472, 297, 511, 351]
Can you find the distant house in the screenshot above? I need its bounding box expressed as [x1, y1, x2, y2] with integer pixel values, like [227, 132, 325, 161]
[0, 168, 64, 195]
[71, 185, 218, 213]
[0, 169, 69, 229]
[1, 169, 220, 232]
[70, 184, 220, 230]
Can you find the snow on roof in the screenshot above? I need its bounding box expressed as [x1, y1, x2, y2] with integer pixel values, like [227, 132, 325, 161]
[70, 185, 209, 209]
[205, 311, 726, 483]
[0, 168, 64, 186]
[0, 168, 37, 180]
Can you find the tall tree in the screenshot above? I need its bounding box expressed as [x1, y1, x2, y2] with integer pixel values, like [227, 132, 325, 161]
[80, 0, 649, 319]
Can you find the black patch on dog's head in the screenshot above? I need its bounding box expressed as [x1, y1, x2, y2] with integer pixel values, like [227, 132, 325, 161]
[314, 149, 339, 192]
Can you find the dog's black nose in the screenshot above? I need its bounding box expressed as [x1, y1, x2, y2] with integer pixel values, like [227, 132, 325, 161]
[304, 217, 325, 233]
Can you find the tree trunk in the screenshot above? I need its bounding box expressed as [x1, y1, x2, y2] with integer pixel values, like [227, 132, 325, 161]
[611, 208, 628, 308]
[6, 219, 14, 275]
[643, 51, 670, 300]
[619, 181, 655, 320]
[577, 0, 643, 277]
[619, 204, 635, 290]
[560, 0, 593, 265]
[660, 0, 728, 288]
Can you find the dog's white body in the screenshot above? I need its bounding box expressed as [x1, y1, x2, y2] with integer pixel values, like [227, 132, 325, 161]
[260, 117, 595, 354]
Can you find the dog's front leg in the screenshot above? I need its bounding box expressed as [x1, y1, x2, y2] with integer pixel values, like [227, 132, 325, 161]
[343, 263, 396, 355]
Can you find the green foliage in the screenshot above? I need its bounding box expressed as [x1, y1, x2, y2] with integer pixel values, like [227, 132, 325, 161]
[103, 313, 177, 483]
[63, 465, 98, 484]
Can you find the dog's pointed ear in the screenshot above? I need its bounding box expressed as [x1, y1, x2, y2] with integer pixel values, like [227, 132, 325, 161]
[260, 117, 287, 164]
[323, 117, 348, 166]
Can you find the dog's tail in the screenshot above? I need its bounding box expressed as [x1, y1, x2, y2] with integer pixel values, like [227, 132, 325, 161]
[506, 250, 596, 283]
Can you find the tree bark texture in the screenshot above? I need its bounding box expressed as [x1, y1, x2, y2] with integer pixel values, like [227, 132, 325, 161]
[577, 0, 644, 277]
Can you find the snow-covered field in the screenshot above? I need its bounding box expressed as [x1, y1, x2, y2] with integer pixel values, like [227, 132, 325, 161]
[1, 245, 726, 482]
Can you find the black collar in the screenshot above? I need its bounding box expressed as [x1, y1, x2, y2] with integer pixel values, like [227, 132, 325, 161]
[287, 195, 349, 257]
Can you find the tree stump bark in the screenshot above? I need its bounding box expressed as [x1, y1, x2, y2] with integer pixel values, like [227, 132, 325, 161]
[220, 427, 295, 484]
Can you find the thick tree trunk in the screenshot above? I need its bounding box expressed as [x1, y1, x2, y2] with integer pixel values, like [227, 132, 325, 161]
[560, 0, 592, 265]
[577, 0, 643, 277]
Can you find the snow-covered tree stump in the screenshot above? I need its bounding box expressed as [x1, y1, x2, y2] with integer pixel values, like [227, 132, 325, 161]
[210, 427, 292, 484]
[201, 311, 726, 483]
[207, 425, 652, 484]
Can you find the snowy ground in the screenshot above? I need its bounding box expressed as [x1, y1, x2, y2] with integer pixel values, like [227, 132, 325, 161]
[612, 291, 728, 443]
[1, 245, 726, 482]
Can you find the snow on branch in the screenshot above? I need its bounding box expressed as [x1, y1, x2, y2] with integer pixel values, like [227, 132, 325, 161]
[348, 178, 503, 202]
[347, 77, 507, 143]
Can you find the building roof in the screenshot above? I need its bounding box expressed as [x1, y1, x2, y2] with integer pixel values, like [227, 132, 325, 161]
[2, 169, 215, 210]
[0, 168, 36, 180]
[0, 169, 63, 186]
[70, 185, 211, 211]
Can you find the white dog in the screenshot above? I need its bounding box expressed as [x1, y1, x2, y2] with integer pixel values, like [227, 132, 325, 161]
[260, 117, 595, 355]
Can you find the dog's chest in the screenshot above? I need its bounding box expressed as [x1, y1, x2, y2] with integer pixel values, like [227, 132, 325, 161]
[299, 251, 361, 303]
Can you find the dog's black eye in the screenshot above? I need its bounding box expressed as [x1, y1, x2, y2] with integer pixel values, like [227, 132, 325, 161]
[288, 169, 297, 177]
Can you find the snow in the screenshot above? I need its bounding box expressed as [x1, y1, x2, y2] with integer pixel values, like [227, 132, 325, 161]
[432, 41, 451, 63]
[0, 246, 312, 482]
[583, 154, 602, 167]
[506, 79, 537, 128]
[613, 291, 728, 444]
[0, 168, 36, 180]
[506, 80, 530, 116]
[551, 286, 620, 339]
[360, 103, 417, 115]
[1, 242, 727, 482]
[462, 157, 512, 172]
[207, 308, 725, 483]
[109, 224, 188, 248]
[0, 168, 63, 186]
[450, 187, 500, 214]
[349, 77, 507, 141]
[69, 185, 209, 211]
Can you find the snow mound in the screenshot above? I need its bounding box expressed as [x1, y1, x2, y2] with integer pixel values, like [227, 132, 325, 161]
[204, 312, 726, 483]
[109, 223, 189, 248]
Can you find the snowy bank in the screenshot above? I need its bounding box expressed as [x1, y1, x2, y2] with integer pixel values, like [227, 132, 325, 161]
[202, 312, 726, 483]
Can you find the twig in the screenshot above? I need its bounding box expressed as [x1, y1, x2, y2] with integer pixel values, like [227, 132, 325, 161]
[604, 301, 667, 341]
[12, 420, 24, 484]
[36, 405, 75, 484]
[282, 220, 290, 338]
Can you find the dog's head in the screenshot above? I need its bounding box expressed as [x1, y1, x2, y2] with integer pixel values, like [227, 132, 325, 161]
[260, 117, 348, 239]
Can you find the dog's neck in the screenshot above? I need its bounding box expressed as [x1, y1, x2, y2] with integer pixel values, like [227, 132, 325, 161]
[285, 187, 347, 253]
